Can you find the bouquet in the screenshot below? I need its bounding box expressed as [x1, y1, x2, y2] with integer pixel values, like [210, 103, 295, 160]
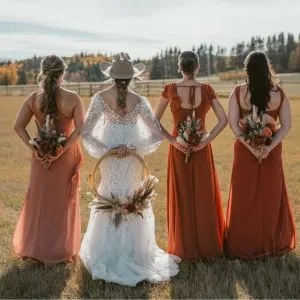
[89, 176, 158, 228]
[29, 114, 67, 158]
[240, 105, 274, 148]
[176, 110, 205, 163]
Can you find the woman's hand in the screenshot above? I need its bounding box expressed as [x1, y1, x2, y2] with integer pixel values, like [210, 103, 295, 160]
[249, 146, 264, 162]
[260, 146, 271, 160]
[171, 141, 192, 154]
[33, 150, 46, 164]
[41, 151, 64, 169]
[192, 140, 209, 152]
[111, 145, 131, 158]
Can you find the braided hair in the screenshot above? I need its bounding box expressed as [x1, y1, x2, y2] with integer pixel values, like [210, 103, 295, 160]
[114, 78, 131, 109]
[37, 55, 66, 119]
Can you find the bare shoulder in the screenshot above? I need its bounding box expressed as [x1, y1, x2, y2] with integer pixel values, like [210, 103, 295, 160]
[176, 80, 202, 87]
[25, 90, 41, 106]
[238, 83, 248, 92]
[60, 88, 82, 104]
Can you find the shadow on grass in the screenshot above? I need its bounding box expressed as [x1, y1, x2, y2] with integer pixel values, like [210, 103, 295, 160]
[170, 253, 300, 299]
[170, 258, 239, 299]
[0, 260, 71, 299]
[236, 253, 300, 299]
[77, 263, 152, 299]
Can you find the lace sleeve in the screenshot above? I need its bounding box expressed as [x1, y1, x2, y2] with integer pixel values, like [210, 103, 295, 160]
[81, 94, 108, 158]
[134, 97, 163, 155]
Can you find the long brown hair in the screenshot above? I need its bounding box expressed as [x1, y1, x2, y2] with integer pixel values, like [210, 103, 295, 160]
[37, 55, 66, 119]
[244, 51, 277, 114]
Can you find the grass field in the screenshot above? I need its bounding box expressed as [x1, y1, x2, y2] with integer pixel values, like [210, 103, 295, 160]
[1, 82, 300, 298]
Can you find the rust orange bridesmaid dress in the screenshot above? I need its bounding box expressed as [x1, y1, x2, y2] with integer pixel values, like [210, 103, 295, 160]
[226, 85, 296, 258]
[162, 83, 225, 261]
[13, 93, 83, 265]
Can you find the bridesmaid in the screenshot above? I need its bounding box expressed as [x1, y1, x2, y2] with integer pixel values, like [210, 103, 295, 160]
[155, 51, 227, 261]
[13, 55, 85, 265]
[226, 51, 296, 258]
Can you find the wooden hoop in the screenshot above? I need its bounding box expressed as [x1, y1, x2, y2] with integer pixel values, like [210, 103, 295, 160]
[88, 149, 150, 197]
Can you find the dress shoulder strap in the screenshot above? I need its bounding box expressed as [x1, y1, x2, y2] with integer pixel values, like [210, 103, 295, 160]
[189, 86, 196, 107]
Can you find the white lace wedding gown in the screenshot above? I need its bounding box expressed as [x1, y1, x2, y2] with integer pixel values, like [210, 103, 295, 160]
[80, 93, 180, 286]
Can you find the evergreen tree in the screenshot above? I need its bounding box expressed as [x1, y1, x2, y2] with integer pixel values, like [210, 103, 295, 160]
[17, 69, 27, 84]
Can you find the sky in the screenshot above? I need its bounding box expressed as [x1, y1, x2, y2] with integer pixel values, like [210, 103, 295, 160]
[0, 0, 299, 60]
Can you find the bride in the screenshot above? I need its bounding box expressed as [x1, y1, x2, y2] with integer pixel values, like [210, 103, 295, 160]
[80, 53, 180, 286]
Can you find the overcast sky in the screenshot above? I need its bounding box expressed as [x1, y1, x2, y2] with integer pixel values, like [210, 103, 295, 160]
[1, 0, 299, 60]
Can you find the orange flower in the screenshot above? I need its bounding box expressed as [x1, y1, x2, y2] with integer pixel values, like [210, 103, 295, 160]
[262, 127, 272, 138]
[56, 146, 64, 155]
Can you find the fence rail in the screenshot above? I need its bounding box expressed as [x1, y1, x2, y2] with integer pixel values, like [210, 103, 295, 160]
[0, 78, 299, 98]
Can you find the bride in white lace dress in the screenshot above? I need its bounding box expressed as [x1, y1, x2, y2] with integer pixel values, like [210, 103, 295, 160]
[80, 53, 180, 286]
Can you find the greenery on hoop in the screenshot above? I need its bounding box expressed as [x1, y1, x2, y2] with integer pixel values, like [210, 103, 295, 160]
[89, 176, 158, 228]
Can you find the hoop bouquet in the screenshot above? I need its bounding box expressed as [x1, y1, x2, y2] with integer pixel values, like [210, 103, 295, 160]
[88, 150, 158, 228]
[29, 115, 67, 157]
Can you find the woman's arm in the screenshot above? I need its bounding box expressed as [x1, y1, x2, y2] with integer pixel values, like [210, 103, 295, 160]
[59, 94, 85, 153]
[43, 94, 85, 168]
[154, 97, 175, 144]
[227, 88, 261, 160]
[193, 97, 228, 152]
[154, 97, 190, 154]
[262, 94, 291, 157]
[13, 96, 34, 150]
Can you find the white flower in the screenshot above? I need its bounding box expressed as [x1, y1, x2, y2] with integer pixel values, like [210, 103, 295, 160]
[58, 136, 67, 143]
[29, 139, 40, 148]
[45, 114, 50, 134]
[201, 133, 210, 141]
[183, 131, 189, 141]
[147, 175, 159, 184]
[176, 136, 185, 144]
[192, 110, 195, 119]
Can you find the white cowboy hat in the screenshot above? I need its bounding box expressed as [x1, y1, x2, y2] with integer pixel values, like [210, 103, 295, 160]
[99, 52, 146, 79]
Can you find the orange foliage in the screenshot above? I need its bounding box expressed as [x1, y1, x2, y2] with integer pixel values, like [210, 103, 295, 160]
[218, 70, 246, 81]
[0, 64, 18, 85]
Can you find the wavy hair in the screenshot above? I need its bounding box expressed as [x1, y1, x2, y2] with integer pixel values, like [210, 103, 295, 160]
[37, 55, 66, 119]
[244, 51, 277, 114]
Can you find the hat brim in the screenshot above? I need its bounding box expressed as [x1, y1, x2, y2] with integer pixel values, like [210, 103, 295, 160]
[99, 62, 146, 79]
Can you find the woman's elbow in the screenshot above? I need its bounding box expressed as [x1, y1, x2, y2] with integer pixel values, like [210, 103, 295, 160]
[219, 114, 228, 129]
[13, 122, 22, 133]
[282, 122, 291, 133]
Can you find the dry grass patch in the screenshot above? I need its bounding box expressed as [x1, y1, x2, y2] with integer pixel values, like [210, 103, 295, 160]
[0, 94, 300, 299]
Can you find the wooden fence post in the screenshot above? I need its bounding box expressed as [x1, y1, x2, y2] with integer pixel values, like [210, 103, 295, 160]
[89, 83, 93, 97]
[147, 82, 150, 98]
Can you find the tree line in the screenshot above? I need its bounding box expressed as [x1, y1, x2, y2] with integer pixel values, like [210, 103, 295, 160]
[0, 32, 300, 85]
[149, 32, 300, 79]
